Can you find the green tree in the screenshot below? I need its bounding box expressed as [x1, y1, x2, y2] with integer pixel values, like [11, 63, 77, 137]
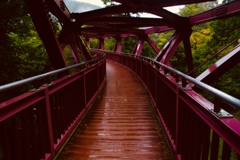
[104, 38, 116, 51]
[205, 0, 240, 100]
[0, 0, 50, 101]
[176, 3, 217, 75]
[179, 2, 218, 16]
[122, 36, 138, 53]
[209, 0, 240, 48]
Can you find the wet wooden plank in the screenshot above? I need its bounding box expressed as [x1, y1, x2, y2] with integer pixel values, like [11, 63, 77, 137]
[56, 60, 173, 160]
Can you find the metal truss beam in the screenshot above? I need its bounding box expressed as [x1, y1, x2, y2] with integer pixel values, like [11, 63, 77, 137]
[190, 0, 240, 25]
[71, 5, 140, 21]
[196, 45, 240, 84]
[24, 0, 68, 72]
[98, 38, 105, 50]
[113, 0, 215, 7]
[113, 37, 122, 52]
[132, 39, 145, 55]
[48, 0, 71, 24]
[144, 26, 173, 34]
[145, 37, 160, 54]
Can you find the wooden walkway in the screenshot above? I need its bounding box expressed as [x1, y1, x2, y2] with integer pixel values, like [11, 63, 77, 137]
[56, 60, 173, 160]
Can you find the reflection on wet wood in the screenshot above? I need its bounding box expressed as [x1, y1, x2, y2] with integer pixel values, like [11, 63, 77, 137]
[56, 60, 173, 160]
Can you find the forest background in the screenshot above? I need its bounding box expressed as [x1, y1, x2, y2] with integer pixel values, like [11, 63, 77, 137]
[0, 0, 240, 104]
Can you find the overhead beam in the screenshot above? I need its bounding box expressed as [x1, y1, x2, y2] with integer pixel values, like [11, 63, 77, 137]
[83, 17, 168, 26]
[144, 26, 173, 34]
[146, 8, 189, 29]
[190, 0, 240, 25]
[80, 25, 142, 35]
[71, 5, 140, 21]
[113, 0, 215, 8]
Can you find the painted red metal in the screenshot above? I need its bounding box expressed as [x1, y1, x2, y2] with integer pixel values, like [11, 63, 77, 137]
[144, 26, 172, 35]
[113, 0, 214, 8]
[0, 57, 106, 160]
[56, 60, 173, 159]
[146, 36, 161, 54]
[113, 37, 122, 52]
[132, 39, 144, 55]
[196, 44, 240, 84]
[190, 0, 240, 25]
[98, 38, 105, 50]
[154, 30, 188, 65]
[24, 0, 69, 72]
[12, 0, 240, 159]
[106, 52, 240, 159]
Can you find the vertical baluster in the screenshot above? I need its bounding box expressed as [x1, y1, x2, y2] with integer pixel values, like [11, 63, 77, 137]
[221, 141, 231, 160]
[181, 105, 188, 160]
[1, 121, 11, 160]
[20, 110, 32, 160]
[55, 90, 61, 141]
[201, 123, 211, 160]
[51, 93, 57, 143]
[210, 131, 220, 160]
[36, 101, 50, 158]
[0, 123, 3, 160]
[60, 87, 65, 135]
[27, 107, 40, 160]
[186, 108, 194, 160]
[11, 116, 22, 160]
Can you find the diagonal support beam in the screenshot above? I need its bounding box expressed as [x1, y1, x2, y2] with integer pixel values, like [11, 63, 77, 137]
[131, 36, 146, 55]
[145, 37, 160, 54]
[24, 0, 68, 72]
[77, 36, 92, 61]
[196, 44, 240, 84]
[154, 28, 193, 68]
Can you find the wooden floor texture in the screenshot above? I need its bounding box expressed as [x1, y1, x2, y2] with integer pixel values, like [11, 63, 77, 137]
[56, 60, 173, 160]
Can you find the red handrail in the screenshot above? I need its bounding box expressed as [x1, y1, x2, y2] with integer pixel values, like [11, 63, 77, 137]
[106, 51, 240, 159]
[0, 55, 106, 160]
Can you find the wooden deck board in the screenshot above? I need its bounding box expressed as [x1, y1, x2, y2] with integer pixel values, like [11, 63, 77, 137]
[56, 60, 173, 160]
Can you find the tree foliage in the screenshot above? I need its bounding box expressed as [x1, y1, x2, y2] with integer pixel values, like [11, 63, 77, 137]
[0, 0, 50, 101]
[177, 1, 240, 103]
[104, 38, 116, 51]
[179, 2, 218, 16]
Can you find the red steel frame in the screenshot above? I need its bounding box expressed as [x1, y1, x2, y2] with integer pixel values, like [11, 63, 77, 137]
[1, 0, 240, 159]
[106, 51, 240, 160]
[0, 56, 106, 160]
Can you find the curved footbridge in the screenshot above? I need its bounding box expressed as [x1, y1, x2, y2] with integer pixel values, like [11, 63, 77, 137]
[56, 60, 173, 159]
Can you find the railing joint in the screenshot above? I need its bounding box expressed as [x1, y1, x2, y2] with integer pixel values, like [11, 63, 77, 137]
[211, 98, 233, 118]
[181, 85, 192, 91]
[181, 78, 192, 90]
[209, 108, 233, 118]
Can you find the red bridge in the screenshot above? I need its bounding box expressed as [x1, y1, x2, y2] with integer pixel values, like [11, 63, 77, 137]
[1, 0, 240, 159]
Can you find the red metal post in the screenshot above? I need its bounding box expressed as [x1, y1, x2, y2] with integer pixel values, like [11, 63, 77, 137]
[114, 37, 122, 53]
[42, 86, 55, 158]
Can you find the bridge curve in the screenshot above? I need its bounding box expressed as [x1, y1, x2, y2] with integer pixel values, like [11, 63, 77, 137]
[57, 60, 173, 159]
[0, 0, 240, 160]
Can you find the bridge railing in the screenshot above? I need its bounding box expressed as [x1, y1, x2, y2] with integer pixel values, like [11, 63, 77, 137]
[0, 53, 106, 160]
[105, 51, 240, 160]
